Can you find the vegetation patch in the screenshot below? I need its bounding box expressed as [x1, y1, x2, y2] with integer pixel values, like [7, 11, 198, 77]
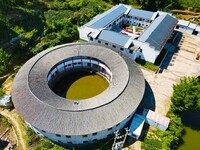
[0, 48, 11, 76]
[0, 0, 112, 77]
[141, 135, 162, 150]
[0, 114, 12, 128]
[142, 77, 200, 150]
[135, 58, 159, 72]
[172, 10, 200, 25]
[26, 127, 66, 150]
[135, 26, 144, 32]
[0, 88, 4, 97]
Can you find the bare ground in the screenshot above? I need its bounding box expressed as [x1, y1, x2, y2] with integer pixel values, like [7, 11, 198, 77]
[172, 9, 200, 24]
[0, 109, 27, 150]
[0, 73, 27, 150]
[2, 75, 14, 95]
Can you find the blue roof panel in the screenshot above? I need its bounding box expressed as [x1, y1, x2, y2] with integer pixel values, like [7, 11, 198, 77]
[98, 30, 131, 47]
[138, 14, 177, 50]
[86, 4, 127, 29]
[129, 8, 154, 19]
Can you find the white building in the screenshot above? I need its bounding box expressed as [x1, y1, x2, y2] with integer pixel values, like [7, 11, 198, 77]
[142, 109, 170, 131]
[176, 19, 190, 30]
[12, 43, 145, 146]
[78, 4, 178, 64]
[176, 19, 200, 36]
[196, 26, 200, 36]
[186, 23, 197, 34]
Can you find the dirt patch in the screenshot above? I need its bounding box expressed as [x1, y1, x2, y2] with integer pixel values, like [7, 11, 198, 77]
[29, 135, 40, 148]
[172, 10, 200, 15]
[172, 9, 200, 24]
[0, 116, 17, 149]
[0, 124, 8, 134]
[0, 110, 28, 150]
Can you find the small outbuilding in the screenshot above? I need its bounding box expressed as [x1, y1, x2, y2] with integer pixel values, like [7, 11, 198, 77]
[129, 114, 145, 139]
[0, 95, 11, 107]
[142, 109, 170, 131]
[186, 23, 197, 34]
[176, 19, 189, 30]
[195, 26, 200, 36]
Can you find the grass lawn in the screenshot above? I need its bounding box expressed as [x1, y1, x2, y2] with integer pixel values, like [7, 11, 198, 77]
[0, 114, 11, 134]
[135, 26, 143, 32]
[135, 58, 159, 72]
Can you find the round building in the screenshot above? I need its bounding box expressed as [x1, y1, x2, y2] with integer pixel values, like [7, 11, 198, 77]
[12, 43, 145, 146]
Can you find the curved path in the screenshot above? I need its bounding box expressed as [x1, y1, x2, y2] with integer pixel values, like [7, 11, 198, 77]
[0, 109, 26, 150]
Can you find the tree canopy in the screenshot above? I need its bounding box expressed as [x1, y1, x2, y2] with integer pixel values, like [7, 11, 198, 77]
[142, 76, 200, 150]
[0, 48, 11, 75]
[171, 77, 200, 113]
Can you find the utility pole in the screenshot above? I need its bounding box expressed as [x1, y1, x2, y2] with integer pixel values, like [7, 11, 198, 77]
[112, 128, 129, 150]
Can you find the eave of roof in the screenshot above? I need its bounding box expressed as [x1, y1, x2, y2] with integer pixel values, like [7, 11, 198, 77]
[85, 4, 127, 29]
[128, 8, 154, 19]
[98, 30, 132, 47]
[12, 43, 145, 135]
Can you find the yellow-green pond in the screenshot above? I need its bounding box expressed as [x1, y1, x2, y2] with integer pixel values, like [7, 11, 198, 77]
[66, 74, 109, 100]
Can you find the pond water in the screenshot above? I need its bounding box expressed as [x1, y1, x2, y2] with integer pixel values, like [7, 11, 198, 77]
[51, 71, 109, 100]
[178, 126, 200, 150]
[66, 74, 109, 100]
[178, 110, 200, 150]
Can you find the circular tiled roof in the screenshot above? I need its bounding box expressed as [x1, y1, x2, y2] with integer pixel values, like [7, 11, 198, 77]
[12, 43, 145, 135]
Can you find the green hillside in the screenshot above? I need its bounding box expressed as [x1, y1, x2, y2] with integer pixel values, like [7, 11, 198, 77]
[0, 0, 199, 75]
[0, 0, 111, 75]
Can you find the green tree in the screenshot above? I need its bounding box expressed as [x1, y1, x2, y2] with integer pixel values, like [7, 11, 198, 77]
[146, 0, 157, 11]
[170, 77, 200, 113]
[0, 48, 11, 76]
[0, 88, 4, 96]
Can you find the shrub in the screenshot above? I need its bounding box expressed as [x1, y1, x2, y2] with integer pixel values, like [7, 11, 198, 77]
[0, 48, 11, 76]
[0, 114, 12, 127]
[27, 127, 35, 137]
[135, 58, 159, 71]
[0, 88, 4, 97]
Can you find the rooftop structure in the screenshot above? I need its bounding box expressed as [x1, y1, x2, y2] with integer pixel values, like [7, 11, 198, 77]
[177, 19, 190, 27]
[188, 22, 197, 29]
[85, 4, 127, 29]
[143, 109, 170, 131]
[196, 26, 200, 32]
[12, 43, 145, 146]
[138, 14, 178, 51]
[98, 30, 132, 48]
[129, 8, 155, 20]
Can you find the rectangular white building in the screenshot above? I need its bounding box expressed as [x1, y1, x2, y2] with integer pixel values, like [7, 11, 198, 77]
[142, 109, 170, 131]
[78, 4, 178, 64]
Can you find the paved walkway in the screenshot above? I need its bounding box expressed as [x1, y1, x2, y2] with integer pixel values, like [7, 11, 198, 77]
[143, 30, 200, 115]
